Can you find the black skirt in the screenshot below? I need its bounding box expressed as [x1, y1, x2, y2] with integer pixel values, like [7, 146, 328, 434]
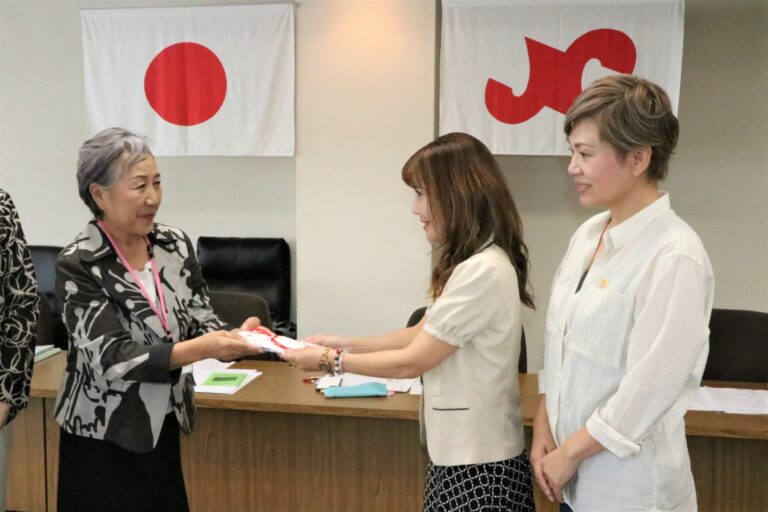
[423, 452, 535, 512]
[57, 412, 189, 512]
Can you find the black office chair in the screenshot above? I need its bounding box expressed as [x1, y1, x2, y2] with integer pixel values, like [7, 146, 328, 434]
[406, 306, 527, 373]
[209, 290, 279, 361]
[209, 290, 272, 330]
[703, 308, 767, 382]
[406, 307, 427, 329]
[197, 237, 294, 337]
[29, 245, 67, 349]
[35, 290, 53, 347]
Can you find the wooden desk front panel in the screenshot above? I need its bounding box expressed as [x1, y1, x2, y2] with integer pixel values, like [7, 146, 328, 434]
[5, 399, 47, 512]
[181, 408, 427, 511]
[7, 356, 767, 511]
[528, 438, 768, 512]
[7, 399, 768, 512]
[44, 400, 60, 512]
[690, 436, 768, 511]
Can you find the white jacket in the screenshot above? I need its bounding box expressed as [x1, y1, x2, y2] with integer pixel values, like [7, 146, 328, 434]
[421, 244, 525, 466]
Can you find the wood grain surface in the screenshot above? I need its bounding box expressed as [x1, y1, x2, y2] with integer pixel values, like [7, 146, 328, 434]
[7, 353, 767, 511]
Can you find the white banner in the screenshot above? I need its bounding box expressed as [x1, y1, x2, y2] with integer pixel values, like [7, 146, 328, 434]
[440, 0, 684, 155]
[81, 4, 294, 156]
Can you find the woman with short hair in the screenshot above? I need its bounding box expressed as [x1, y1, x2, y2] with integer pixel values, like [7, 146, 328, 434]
[55, 127, 263, 511]
[283, 132, 536, 511]
[531, 75, 714, 512]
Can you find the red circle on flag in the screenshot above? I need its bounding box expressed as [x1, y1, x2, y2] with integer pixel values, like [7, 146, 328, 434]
[144, 42, 227, 126]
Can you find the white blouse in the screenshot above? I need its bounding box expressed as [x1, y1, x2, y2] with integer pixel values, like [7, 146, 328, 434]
[540, 194, 714, 511]
[421, 243, 525, 466]
[135, 264, 175, 414]
[134, 263, 157, 303]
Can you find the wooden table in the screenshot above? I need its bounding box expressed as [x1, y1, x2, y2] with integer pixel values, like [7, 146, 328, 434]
[7, 354, 767, 511]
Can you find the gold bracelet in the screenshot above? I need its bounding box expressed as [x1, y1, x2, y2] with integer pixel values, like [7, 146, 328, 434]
[318, 348, 332, 374]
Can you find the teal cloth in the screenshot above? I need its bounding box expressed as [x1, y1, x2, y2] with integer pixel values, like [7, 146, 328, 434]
[323, 382, 387, 398]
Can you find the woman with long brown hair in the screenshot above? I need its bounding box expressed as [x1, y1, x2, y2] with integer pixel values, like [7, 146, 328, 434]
[283, 132, 535, 511]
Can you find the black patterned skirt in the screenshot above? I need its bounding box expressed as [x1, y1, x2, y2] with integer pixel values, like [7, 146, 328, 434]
[423, 452, 535, 512]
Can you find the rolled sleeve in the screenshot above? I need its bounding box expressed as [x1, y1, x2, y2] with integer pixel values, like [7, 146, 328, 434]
[586, 408, 641, 459]
[590, 255, 713, 452]
[424, 257, 502, 347]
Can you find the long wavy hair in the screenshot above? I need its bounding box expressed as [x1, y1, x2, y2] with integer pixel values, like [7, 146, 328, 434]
[402, 132, 534, 308]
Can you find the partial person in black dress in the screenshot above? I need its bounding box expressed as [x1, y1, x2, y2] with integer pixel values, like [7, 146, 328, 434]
[0, 189, 39, 510]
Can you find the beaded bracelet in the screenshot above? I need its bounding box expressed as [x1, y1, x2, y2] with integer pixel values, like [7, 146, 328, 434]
[334, 351, 345, 376]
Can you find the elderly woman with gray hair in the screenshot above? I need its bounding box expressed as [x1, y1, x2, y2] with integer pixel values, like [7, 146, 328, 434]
[54, 127, 263, 511]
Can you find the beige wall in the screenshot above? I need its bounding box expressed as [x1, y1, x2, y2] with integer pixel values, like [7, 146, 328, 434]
[0, 0, 765, 370]
[295, 0, 435, 336]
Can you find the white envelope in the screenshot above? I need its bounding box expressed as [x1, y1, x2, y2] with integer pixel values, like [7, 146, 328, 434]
[240, 328, 312, 354]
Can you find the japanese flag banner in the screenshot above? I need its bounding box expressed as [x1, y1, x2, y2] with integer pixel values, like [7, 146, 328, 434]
[81, 4, 294, 156]
[440, 0, 684, 155]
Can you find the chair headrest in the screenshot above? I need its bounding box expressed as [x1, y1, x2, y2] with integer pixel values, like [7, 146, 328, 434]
[197, 237, 291, 323]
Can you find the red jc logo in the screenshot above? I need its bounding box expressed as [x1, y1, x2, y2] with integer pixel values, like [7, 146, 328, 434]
[485, 29, 636, 124]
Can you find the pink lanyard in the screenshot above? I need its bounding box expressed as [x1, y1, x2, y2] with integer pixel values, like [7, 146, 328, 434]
[97, 220, 173, 341]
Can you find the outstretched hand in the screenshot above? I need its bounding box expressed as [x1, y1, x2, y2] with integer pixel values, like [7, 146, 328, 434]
[201, 330, 263, 361]
[281, 345, 331, 372]
[235, 316, 262, 333]
[302, 333, 350, 350]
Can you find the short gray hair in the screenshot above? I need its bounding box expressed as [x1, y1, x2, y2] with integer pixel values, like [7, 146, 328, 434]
[77, 127, 153, 218]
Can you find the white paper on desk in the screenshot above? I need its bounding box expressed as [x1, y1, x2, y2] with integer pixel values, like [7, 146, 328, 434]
[688, 386, 768, 415]
[194, 368, 262, 395]
[34, 344, 62, 363]
[339, 372, 419, 393]
[316, 375, 342, 390]
[409, 379, 423, 395]
[191, 358, 261, 394]
[239, 330, 312, 354]
[191, 358, 233, 385]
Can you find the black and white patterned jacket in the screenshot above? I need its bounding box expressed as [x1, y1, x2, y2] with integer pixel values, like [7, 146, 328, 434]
[54, 221, 230, 453]
[0, 189, 39, 427]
